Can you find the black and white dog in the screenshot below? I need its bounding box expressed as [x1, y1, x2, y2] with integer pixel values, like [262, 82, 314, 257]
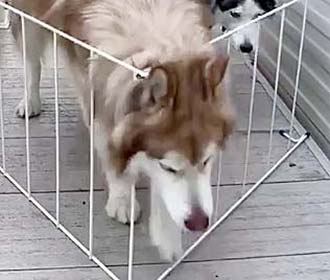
[211, 0, 277, 53]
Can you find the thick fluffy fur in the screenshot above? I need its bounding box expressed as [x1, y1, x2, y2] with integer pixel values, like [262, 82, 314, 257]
[10, 0, 235, 260]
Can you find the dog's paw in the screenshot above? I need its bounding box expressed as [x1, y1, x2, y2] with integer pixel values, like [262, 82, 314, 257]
[152, 237, 183, 261]
[149, 216, 183, 261]
[105, 195, 141, 224]
[15, 97, 41, 118]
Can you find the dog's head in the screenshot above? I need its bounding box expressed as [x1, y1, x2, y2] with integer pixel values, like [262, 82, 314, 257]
[215, 0, 277, 53]
[109, 54, 235, 231]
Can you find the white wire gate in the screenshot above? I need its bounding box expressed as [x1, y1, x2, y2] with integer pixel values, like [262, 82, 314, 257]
[0, 0, 316, 279]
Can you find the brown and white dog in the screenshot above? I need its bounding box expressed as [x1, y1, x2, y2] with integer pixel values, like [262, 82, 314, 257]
[9, 0, 235, 260]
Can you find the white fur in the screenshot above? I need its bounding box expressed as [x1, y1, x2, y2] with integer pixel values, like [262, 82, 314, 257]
[216, 0, 272, 52]
[149, 185, 182, 261]
[128, 144, 216, 259]
[94, 120, 142, 224]
[136, 144, 216, 227]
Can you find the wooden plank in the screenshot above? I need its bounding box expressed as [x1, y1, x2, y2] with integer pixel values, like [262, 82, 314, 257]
[0, 175, 15, 193]
[2, 252, 330, 280]
[35, 189, 161, 265]
[0, 31, 21, 69]
[186, 180, 330, 262]
[0, 193, 94, 271]
[1, 69, 75, 102]
[9, 180, 329, 268]
[0, 268, 109, 280]
[0, 135, 106, 194]
[113, 252, 330, 280]
[233, 92, 289, 131]
[0, 130, 328, 194]
[1, 97, 84, 139]
[0, 268, 108, 280]
[232, 64, 266, 94]
[0, 186, 250, 269]
[0, 177, 330, 270]
[212, 131, 329, 186]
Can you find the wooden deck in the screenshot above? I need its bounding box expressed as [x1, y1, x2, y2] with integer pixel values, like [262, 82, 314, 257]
[1, 23, 330, 280]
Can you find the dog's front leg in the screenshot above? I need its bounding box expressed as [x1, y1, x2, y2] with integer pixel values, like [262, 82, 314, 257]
[149, 187, 183, 261]
[105, 170, 141, 224]
[93, 120, 141, 224]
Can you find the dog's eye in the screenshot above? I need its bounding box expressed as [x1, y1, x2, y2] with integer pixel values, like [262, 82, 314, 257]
[230, 11, 241, 18]
[159, 162, 179, 174]
[202, 157, 212, 168]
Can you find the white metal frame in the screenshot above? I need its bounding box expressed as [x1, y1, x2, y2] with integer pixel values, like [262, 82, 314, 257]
[0, 0, 323, 279]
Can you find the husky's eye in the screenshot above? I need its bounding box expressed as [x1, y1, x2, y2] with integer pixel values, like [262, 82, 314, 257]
[230, 11, 241, 18]
[159, 162, 179, 174]
[202, 156, 212, 168]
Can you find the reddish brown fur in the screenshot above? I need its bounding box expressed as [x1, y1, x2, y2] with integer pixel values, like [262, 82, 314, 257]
[10, 0, 234, 174]
[109, 56, 235, 173]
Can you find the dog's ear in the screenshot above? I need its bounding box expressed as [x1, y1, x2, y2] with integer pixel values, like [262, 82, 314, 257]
[130, 67, 170, 112]
[204, 55, 229, 89]
[147, 67, 169, 103]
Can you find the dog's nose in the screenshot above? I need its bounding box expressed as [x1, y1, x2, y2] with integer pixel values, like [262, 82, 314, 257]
[240, 43, 253, 53]
[184, 207, 209, 231]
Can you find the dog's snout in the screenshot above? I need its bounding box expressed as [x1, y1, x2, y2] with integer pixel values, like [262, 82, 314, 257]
[240, 42, 253, 53]
[184, 207, 209, 231]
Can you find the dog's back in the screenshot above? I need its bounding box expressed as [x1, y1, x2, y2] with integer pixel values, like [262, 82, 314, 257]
[71, 0, 212, 61]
